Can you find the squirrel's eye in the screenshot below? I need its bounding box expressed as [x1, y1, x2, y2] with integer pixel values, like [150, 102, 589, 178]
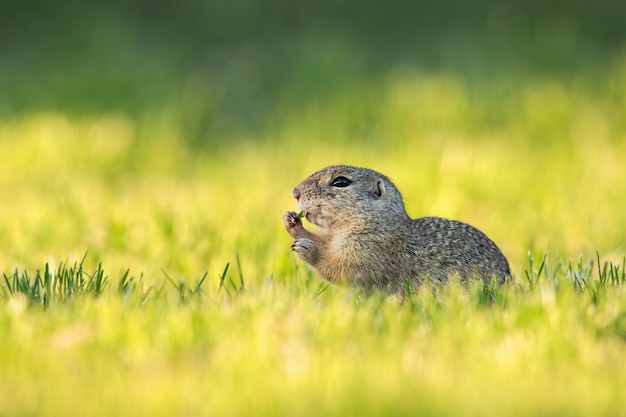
[330, 176, 352, 187]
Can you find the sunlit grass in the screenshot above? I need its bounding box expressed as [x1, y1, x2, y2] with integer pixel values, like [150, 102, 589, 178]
[1, 253, 625, 416]
[1, 65, 626, 415]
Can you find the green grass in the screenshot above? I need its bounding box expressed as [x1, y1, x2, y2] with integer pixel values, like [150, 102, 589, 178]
[1, 254, 626, 416]
[2, 5, 626, 413]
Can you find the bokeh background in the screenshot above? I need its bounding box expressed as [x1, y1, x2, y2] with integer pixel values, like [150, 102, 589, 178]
[1, 0, 625, 280]
[2, 0, 626, 122]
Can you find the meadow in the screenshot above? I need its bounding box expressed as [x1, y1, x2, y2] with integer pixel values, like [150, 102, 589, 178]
[2, 1, 626, 415]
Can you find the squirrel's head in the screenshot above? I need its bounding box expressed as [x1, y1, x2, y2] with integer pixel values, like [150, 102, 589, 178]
[291, 165, 409, 231]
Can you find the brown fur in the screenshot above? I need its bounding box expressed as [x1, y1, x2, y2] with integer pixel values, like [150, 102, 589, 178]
[284, 165, 511, 294]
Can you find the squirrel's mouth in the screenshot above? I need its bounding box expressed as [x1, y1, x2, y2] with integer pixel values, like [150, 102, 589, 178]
[296, 201, 323, 226]
[297, 207, 320, 226]
[305, 212, 319, 225]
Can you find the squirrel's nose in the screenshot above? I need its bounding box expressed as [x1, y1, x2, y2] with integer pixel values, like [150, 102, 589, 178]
[292, 187, 301, 200]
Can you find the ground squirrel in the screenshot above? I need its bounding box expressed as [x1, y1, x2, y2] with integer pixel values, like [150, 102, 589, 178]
[283, 165, 511, 293]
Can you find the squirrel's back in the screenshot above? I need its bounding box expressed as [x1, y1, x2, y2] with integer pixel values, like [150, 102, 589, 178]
[406, 216, 511, 286]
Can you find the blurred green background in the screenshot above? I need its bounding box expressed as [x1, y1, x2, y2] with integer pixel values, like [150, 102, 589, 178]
[1, 0, 625, 276]
[2, 0, 626, 134]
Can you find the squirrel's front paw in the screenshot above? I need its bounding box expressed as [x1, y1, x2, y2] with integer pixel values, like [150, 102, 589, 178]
[292, 238, 319, 264]
[284, 211, 304, 238]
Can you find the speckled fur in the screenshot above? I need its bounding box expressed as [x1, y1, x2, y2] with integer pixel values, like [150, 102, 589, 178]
[283, 165, 511, 294]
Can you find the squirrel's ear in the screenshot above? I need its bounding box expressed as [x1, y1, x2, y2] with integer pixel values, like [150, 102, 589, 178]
[371, 179, 385, 199]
